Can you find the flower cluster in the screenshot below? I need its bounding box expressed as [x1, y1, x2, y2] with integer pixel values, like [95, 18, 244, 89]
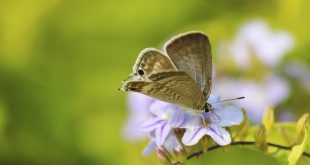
[214, 20, 296, 122]
[124, 93, 243, 157]
[123, 94, 310, 165]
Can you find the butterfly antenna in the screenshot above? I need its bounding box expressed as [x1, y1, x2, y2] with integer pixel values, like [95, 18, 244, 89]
[211, 96, 245, 104]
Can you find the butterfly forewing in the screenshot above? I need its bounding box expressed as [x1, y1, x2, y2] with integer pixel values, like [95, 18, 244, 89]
[122, 71, 205, 109]
[164, 32, 212, 99]
[133, 48, 176, 78]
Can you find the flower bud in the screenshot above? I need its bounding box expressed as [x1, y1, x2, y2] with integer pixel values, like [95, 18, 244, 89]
[255, 125, 268, 151]
[262, 106, 274, 134]
[156, 146, 172, 163]
[232, 108, 249, 141]
[296, 113, 309, 140]
[173, 145, 186, 156]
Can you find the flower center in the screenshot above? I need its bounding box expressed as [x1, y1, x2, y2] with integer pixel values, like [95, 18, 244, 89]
[160, 107, 173, 121]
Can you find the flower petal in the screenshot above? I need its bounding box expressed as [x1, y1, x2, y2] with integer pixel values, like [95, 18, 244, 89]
[178, 111, 201, 129]
[155, 123, 171, 146]
[182, 127, 207, 146]
[256, 31, 293, 67]
[169, 108, 185, 127]
[139, 117, 164, 132]
[123, 117, 148, 141]
[207, 94, 221, 103]
[265, 75, 289, 105]
[164, 134, 182, 152]
[213, 106, 243, 127]
[149, 100, 171, 116]
[127, 93, 154, 114]
[142, 140, 157, 155]
[205, 124, 231, 145]
[124, 93, 153, 141]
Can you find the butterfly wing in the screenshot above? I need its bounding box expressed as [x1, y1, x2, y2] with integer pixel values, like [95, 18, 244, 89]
[121, 71, 205, 109]
[122, 48, 176, 84]
[164, 31, 212, 98]
[132, 48, 176, 77]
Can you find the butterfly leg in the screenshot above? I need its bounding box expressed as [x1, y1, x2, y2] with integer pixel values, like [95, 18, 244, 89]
[200, 114, 208, 127]
[210, 108, 221, 124]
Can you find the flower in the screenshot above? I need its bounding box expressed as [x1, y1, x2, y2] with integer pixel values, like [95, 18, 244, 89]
[285, 60, 310, 92]
[213, 74, 289, 123]
[139, 100, 185, 155]
[123, 92, 155, 141]
[139, 94, 243, 153]
[229, 20, 294, 69]
[214, 20, 294, 122]
[180, 95, 243, 146]
[142, 133, 182, 156]
[278, 110, 295, 122]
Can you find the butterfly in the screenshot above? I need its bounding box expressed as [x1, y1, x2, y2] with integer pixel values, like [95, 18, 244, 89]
[120, 31, 214, 112]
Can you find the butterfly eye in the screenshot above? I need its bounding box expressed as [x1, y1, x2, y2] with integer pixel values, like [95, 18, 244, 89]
[137, 69, 145, 76]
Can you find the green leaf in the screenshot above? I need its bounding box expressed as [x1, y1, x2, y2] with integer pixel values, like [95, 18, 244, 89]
[288, 126, 309, 165]
[262, 107, 274, 134]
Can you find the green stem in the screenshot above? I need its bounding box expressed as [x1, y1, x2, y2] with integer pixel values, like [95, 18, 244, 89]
[187, 141, 310, 160]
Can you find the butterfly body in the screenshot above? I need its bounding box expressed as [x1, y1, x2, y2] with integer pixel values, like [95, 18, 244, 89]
[121, 31, 213, 112]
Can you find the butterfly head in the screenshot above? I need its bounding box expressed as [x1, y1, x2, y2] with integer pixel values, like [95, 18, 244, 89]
[203, 103, 213, 113]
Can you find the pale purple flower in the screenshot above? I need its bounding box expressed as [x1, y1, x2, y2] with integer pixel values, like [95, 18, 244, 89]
[213, 74, 289, 123]
[139, 94, 243, 154]
[278, 110, 296, 122]
[139, 100, 185, 155]
[285, 60, 310, 92]
[180, 95, 243, 146]
[123, 93, 155, 141]
[215, 20, 295, 122]
[230, 20, 294, 69]
[142, 133, 182, 156]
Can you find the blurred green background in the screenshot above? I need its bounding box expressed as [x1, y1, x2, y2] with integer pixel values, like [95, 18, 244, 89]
[0, 0, 309, 164]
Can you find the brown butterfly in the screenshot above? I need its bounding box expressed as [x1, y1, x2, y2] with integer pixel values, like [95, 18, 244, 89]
[120, 31, 214, 112]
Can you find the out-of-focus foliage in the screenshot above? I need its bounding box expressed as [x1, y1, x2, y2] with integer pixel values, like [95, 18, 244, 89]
[288, 114, 309, 165]
[263, 107, 275, 134]
[0, 0, 310, 164]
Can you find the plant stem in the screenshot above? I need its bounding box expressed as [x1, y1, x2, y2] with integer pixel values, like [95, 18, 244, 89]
[187, 141, 310, 160]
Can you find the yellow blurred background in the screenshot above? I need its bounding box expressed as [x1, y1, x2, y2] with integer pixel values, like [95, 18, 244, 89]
[0, 0, 309, 164]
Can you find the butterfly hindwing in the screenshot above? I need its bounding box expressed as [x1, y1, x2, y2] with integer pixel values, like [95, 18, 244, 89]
[133, 48, 176, 78]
